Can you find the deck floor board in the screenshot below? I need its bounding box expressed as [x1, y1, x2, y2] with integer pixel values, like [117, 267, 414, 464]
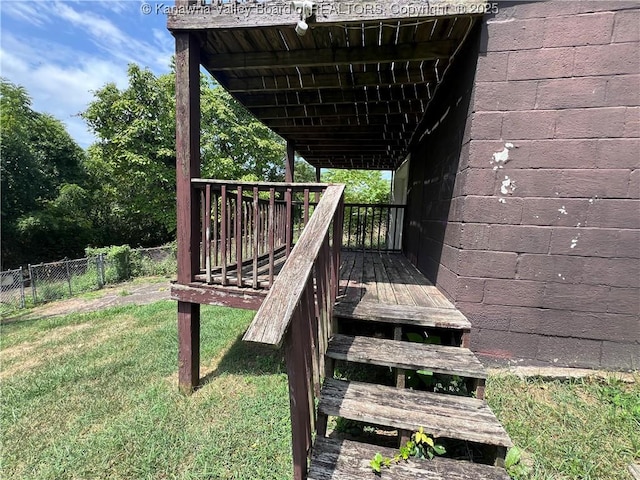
[338, 251, 453, 309]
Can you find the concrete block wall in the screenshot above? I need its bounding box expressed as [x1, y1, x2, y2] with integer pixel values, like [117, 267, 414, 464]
[406, 1, 639, 370]
[461, 1, 639, 369]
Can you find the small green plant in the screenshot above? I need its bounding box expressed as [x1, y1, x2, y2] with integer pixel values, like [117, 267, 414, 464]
[370, 427, 446, 473]
[505, 446, 529, 479]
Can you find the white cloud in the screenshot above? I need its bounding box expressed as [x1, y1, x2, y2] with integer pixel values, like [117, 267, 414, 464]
[1, 33, 129, 148]
[0, 1, 174, 148]
[1, 2, 52, 27]
[52, 1, 171, 71]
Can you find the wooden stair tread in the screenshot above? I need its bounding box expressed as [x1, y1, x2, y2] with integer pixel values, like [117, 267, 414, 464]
[334, 302, 471, 330]
[327, 334, 487, 379]
[308, 437, 511, 480]
[318, 378, 512, 447]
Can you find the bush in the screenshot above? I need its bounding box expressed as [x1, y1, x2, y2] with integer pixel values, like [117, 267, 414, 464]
[85, 245, 133, 284]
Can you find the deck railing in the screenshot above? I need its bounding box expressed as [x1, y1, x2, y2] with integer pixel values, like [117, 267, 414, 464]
[192, 179, 327, 288]
[343, 203, 405, 251]
[243, 184, 345, 480]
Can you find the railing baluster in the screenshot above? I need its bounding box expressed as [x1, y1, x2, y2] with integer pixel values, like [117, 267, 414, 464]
[303, 188, 310, 228]
[285, 187, 292, 256]
[221, 185, 227, 286]
[200, 188, 206, 271]
[268, 188, 275, 287]
[385, 205, 391, 251]
[236, 186, 243, 287]
[213, 190, 219, 267]
[393, 205, 400, 251]
[253, 187, 259, 289]
[205, 185, 212, 283]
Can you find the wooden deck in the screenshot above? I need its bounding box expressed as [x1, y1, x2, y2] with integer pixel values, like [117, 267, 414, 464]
[174, 250, 455, 312]
[338, 251, 453, 309]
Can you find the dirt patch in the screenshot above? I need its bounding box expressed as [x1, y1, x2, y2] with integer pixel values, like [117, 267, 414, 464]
[4, 280, 172, 323]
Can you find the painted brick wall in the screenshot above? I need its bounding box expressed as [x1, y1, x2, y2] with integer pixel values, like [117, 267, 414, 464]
[463, 1, 639, 370]
[404, 22, 480, 301]
[407, 1, 639, 370]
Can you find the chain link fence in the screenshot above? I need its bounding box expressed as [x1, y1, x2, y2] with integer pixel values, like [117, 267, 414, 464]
[0, 268, 26, 310]
[1, 245, 177, 312]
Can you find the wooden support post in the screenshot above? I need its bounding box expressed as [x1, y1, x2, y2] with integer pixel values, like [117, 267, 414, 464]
[285, 140, 295, 255]
[175, 31, 201, 394]
[178, 302, 200, 394]
[285, 140, 295, 183]
[315, 166, 321, 203]
[284, 314, 311, 480]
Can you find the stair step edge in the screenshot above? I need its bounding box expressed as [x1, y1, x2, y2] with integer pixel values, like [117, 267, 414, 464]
[334, 302, 472, 330]
[327, 334, 487, 379]
[318, 378, 512, 448]
[309, 437, 511, 480]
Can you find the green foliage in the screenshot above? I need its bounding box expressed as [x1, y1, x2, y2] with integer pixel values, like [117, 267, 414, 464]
[505, 446, 529, 479]
[322, 169, 390, 204]
[487, 374, 640, 479]
[86, 245, 133, 283]
[81, 65, 177, 247]
[370, 427, 446, 473]
[81, 66, 286, 250]
[294, 157, 317, 183]
[1, 302, 291, 479]
[129, 244, 177, 278]
[200, 77, 285, 181]
[1, 79, 88, 267]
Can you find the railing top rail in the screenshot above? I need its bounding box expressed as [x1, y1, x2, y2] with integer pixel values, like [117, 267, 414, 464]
[243, 183, 345, 347]
[192, 178, 329, 190]
[344, 203, 407, 208]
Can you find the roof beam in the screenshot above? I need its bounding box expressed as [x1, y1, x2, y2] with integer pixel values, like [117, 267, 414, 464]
[168, 0, 484, 30]
[203, 41, 453, 70]
[247, 100, 425, 119]
[237, 85, 431, 108]
[216, 69, 436, 92]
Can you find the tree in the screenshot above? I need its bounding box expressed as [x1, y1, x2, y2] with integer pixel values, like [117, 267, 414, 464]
[200, 77, 285, 181]
[322, 169, 390, 204]
[1, 79, 88, 267]
[294, 157, 317, 183]
[81, 65, 177, 247]
[82, 66, 286, 247]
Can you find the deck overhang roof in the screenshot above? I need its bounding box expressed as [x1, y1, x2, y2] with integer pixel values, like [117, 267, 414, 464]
[168, 1, 483, 170]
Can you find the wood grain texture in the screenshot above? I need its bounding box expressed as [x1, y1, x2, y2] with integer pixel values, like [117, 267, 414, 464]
[327, 334, 487, 379]
[204, 42, 454, 70]
[318, 378, 512, 447]
[334, 301, 471, 330]
[243, 184, 345, 346]
[171, 282, 266, 310]
[168, 0, 484, 30]
[308, 437, 511, 480]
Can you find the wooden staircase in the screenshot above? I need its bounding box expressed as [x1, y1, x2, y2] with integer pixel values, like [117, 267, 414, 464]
[308, 301, 512, 480]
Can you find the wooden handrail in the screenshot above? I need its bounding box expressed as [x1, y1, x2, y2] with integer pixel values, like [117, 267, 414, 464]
[243, 183, 344, 480]
[243, 184, 344, 346]
[192, 178, 329, 190]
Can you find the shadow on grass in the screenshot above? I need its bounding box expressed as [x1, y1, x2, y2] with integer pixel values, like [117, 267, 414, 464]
[199, 334, 285, 387]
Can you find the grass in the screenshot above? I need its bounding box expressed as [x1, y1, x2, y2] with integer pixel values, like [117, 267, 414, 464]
[2, 302, 638, 479]
[486, 374, 640, 480]
[1, 301, 291, 479]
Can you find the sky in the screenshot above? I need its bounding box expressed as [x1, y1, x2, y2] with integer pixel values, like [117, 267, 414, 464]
[1, 0, 174, 148]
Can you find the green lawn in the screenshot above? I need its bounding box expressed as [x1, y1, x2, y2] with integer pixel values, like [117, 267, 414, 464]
[1, 301, 638, 479]
[1, 301, 291, 479]
[486, 374, 639, 480]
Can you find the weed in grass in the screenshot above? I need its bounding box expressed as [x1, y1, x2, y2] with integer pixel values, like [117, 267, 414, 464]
[1, 301, 292, 479]
[486, 374, 640, 480]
